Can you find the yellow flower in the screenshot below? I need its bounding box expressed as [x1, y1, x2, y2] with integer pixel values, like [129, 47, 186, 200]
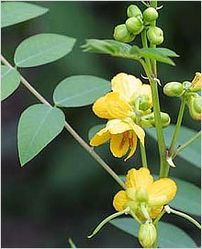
[90, 73, 152, 159]
[93, 72, 153, 120]
[113, 167, 177, 220]
[90, 118, 144, 160]
[191, 72, 202, 92]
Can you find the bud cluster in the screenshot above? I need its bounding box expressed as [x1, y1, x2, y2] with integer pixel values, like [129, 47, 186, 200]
[113, 4, 164, 45]
[163, 72, 202, 121]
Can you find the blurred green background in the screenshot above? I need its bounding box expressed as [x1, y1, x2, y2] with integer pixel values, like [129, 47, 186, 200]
[1, 1, 201, 247]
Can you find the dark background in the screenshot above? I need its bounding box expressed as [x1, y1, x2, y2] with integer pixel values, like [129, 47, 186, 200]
[1, 1, 201, 247]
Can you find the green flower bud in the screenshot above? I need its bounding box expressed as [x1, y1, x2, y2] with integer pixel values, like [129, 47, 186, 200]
[182, 81, 192, 91]
[127, 5, 143, 18]
[163, 82, 184, 97]
[147, 26, 164, 45]
[136, 188, 149, 203]
[188, 95, 201, 121]
[125, 17, 144, 35]
[140, 112, 170, 128]
[138, 223, 157, 248]
[139, 95, 151, 111]
[143, 7, 159, 23]
[113, 24, 135, 43]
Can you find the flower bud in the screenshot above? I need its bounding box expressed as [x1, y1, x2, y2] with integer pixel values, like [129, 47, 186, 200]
[139, 95, 151, 111]
[125, 17, 144, 35]
[188, 95, 201, 121]
[147, 26, 164, 45]
[127, 5, 143, 18]
[138, 223, 157, 248]
[140, 112, 170, 128]
[143, 7, 158, 23]
[190, 72, 202, 92]
[182, 81, 192, 91]
[113, 24, 135, 43]
[163, 82, 184, 97]
[136, 188, 149, 203]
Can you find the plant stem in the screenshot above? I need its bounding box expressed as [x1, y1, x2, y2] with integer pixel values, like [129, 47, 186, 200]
[141, 60, 168, 177]
[165, 206, 201, 230]
[140, 142, 148, 168]
[169, 96, 186, 156]
[173, 131, 201, 158]
[1, 54, 125, 190]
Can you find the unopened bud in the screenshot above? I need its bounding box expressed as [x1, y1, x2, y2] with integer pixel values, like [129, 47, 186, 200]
[127, 5, 143, 18]
[125, 17, 144, 35]
[136, 188, 149, 203]
[140, 112, 170, 128]
[138, 223, 157, 248]
[147, 26, 164, 45]
[188, 95, 202, 121]
[182, 81, 192, 91]
[113, 24, 135, 43]
[163, 82, 184, 97]
[190, 72, 202, 92]
[143, 7, 158, 23]
[139, 95, 151, 111]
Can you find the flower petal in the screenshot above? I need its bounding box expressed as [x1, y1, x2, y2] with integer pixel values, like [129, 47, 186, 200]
[93, 92, 133, 119]
[150, 206, 163, 219]
[148, 178, 177, 206]
[191, 72, 202, 91]
[126, 118, 145, 145]
[111, 73, 142, 102]
[110, 133, 129, 158]
[124, 132, 138, 160]
[107, 119, 131, 134]
[113, 190, 128, 212]
[126, 168, 153, 190]
[90, 127, 110, 146]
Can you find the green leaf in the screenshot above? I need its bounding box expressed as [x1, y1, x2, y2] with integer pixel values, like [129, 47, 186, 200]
[18, 104, 65, 166]
[53, 75, 111, 107]
[171, 177, 201, 216]
[82, 39, 140, 60]
[14, 33, 76, 67]
[137, 47, 176, 66]
[1, 65, 20, 101]
[88, 124, 105, 140]
[110, 218, 196, 247]
[156, 47, 179, 57]
[146, 125, 201, 168]
[1, 2, 48, 28]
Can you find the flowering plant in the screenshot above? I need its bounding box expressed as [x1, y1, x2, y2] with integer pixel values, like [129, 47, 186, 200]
[1, 1, 201, 247]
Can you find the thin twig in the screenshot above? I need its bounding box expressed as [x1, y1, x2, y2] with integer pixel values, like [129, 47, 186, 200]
[1, 54, 125, 189]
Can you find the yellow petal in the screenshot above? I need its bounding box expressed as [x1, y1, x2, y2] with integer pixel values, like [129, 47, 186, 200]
[111, 73, 142, 102]
[110, 133, 129, 158]
[124, 132, 138, 160]
[106, 119, 131, 134]
[90, 127, 110, 146]
[93, 92, 133, 119]
[92, 94, 114, 119]
[148, 178, 177, 206]
[126, 168, 153, 190]
[126, 118, 145, 145]
[113, 190, 128, 212]
[150, 206, 163, 219]
[191, 72, 202, 91]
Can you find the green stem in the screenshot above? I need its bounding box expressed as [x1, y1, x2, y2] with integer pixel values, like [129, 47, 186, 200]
[152, 221, 158, 248]
[141, 60, 168, 177]
[1, 54, 125, 190]
[140, 142, 148, 168]
[169, 96, 186, 156]
[88, 207, 130, 238]
[68, 238, 77, 248]
[165, 206, 201, 230]
[173, 131, 201, 158]
[141, 30, 151, 70]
